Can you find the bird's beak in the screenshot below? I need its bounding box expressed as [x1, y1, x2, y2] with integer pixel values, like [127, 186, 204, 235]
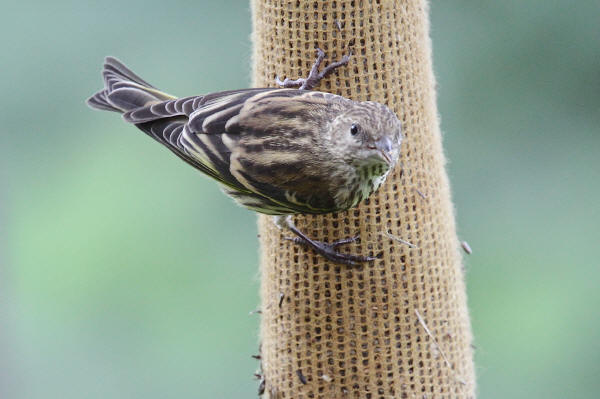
[375, 136, 394, 165]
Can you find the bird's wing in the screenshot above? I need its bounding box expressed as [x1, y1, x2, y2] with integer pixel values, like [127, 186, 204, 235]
[124, 88, 327, 214]
[186, 89, 340, 214]
[123, 89, 268, 191]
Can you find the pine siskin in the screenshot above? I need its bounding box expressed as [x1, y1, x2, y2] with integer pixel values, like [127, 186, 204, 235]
[87, 50, 402, 265]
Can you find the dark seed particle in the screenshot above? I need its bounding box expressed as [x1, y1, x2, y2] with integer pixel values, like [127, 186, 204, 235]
[297, 369, 307, 384]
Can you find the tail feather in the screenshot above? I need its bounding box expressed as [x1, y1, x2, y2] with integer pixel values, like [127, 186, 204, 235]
[86, 89, 117, 112]
[87, 56, 175, 113]
[102, 56, 155, 89]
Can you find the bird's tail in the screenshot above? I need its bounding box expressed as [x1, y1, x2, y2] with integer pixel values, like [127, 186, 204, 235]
[87, 57, 175, 113]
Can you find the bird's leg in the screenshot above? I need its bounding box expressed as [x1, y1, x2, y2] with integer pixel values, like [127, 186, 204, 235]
[273, 215, 377, 266]
[275, 48, 351, 91]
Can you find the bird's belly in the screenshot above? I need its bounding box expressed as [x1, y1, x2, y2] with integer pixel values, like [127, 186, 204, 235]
[335, 170, 389, 210]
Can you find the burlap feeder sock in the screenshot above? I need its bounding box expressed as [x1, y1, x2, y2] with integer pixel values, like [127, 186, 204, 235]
[251, 0, 476, 397]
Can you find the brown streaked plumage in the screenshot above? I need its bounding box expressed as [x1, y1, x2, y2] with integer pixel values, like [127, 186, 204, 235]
[87, 54, 402, 264]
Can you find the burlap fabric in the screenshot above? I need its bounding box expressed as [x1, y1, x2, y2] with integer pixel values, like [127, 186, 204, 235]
[251, 1, 475, 397]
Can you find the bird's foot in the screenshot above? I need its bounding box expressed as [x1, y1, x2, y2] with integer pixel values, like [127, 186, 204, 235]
[285, 234, 377, 266]
[275, 48, 351, 90]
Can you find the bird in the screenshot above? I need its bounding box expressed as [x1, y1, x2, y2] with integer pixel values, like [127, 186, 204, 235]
[87, 50, 402, 265]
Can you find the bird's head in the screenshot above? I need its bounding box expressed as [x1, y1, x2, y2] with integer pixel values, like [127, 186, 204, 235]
[329, 100, 403, 173]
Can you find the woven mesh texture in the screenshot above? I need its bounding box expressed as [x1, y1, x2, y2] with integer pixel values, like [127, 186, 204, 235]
[251, 1, 475, 398]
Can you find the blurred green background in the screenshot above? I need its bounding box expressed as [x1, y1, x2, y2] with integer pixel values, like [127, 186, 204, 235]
[1, 1, 598, 398]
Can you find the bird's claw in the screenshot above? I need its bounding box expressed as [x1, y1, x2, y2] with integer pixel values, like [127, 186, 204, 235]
[274, 47, 351, 91]
[284, 235, 376, 266]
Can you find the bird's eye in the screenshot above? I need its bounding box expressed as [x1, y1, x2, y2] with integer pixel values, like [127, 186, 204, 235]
[350, 123, 359, 136]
